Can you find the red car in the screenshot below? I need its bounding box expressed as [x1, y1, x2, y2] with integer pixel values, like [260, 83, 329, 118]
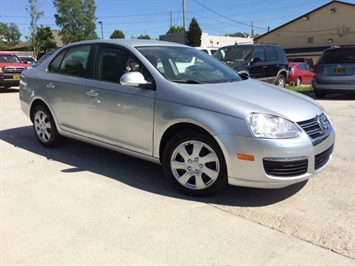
[0, 52, 31, 88]
[287, 62, 314, 86]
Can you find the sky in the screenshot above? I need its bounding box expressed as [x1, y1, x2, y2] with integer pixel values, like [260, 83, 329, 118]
[1, 0, 354, 41]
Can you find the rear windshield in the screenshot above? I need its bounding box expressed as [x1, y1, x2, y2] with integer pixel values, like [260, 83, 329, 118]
[319, 48, 355, 64]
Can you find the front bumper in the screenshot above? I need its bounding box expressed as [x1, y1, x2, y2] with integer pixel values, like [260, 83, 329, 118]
[0, 74, 21, 87]
[218, 126, 335, 189]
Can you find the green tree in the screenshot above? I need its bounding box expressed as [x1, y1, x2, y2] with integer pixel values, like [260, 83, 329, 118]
[26, 0, 44, 58]
[33, 26, 57, 56]
[5, 23, 22, 47]
[166, 26, 184, 34]
[0, 22, 10, 42]
[110, 29, 125, 39]
[137, 34, 151, 40]
[186, 18, 201, 47]
[53, 0, 98, 44]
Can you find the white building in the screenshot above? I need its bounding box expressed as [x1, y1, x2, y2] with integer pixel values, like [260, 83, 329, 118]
[159, 32, 254, 48]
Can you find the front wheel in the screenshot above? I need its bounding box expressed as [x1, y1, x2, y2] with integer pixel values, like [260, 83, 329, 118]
[296, 77, 301, 87]
[162, 130, 227, 196]
[33, 105, 63, 147]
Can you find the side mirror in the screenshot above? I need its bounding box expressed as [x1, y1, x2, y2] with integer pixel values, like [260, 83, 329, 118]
[120, 71, 152, 88]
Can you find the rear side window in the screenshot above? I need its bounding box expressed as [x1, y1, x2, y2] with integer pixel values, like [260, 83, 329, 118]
[48, 45, 91, 77]
[319, 49, 355, 64]
[265, 46, 277, 61]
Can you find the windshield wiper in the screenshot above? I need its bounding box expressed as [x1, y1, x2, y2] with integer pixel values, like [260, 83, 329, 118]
[170, 79, 205, 84]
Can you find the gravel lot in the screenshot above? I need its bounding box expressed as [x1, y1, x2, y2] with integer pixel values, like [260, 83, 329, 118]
[1, 88, 354, 264]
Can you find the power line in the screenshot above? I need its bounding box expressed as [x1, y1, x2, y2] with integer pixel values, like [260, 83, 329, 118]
[190, 0, 268, 31]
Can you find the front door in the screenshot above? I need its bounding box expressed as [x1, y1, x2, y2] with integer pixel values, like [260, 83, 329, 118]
[85, 45, 156, 155]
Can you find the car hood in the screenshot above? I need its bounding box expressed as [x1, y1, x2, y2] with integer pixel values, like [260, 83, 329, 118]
[0, 62, 30, 68]
[163, 79, 322, 123]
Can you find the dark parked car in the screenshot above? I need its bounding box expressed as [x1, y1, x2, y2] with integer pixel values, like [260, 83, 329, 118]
[287, 62, 314, 86]
[312, 46, 355, 98]
[213, 44, 289, 87]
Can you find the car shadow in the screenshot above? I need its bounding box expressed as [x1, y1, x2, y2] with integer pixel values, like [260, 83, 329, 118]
[0, 126, 307, 207]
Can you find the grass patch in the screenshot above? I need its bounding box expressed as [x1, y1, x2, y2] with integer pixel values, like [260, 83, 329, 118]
[286, 85, 313, 94]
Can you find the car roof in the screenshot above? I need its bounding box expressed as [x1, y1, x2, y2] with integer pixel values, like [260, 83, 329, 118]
[65, 39, 188, 49]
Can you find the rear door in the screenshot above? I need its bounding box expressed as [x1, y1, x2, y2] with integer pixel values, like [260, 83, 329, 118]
[44, 45, 92, 136]
[263, 46, 280, 82]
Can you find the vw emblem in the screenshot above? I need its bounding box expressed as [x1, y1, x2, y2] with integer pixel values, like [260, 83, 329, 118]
[317, 115, 328, 134]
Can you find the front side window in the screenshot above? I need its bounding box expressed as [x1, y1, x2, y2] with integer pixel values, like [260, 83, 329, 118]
[214, 46, 253, 63]
[95, 46, 143, 83]
[48, 45, 91, 77]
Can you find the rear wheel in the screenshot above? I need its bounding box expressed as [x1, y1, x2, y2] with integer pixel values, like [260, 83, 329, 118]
[33, 105, 63, 147]
[275, 74, 286, 87]
[162, 130, 227, 196]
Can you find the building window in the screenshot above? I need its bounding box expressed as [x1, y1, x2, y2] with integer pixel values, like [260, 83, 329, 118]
[308, 37, 314, 44]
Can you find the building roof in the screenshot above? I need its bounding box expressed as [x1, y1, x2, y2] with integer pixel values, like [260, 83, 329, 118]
[254, 0, 355, 41]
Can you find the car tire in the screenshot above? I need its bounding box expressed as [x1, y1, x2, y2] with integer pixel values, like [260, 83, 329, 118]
[33, 105, 63, 147]
[296, 78, 301, 87]
[315, 92, 326, 98]
[275, 74, 286, 87]
[162, 130, 227, 196]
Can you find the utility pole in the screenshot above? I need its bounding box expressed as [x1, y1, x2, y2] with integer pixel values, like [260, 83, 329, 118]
[251, 21, 254, 37]
[170, 11, 172, 28]
[183, 0, 186, 31]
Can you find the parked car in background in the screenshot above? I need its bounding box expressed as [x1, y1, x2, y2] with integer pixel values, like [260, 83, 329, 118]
[19, 39, 335, 196]
[287, 62, 314, 86]
[0, 52, 31, 88]
[18, 56, 37, 66]
[195, 47, 218, 56]
[31, 49, 59, 67]
[312, 46, 355, 98]
[288, 57, 314, 68]
[213, 44, 289, 87]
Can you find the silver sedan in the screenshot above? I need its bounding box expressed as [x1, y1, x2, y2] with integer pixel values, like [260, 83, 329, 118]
[19, 39, 335, 196]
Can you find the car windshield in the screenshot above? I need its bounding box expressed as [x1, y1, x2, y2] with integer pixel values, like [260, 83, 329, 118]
[0, 54, 21, 63]
[319, 48, 355, 64]
[136, 46, 241, 84]
[214, 46, 254, 63]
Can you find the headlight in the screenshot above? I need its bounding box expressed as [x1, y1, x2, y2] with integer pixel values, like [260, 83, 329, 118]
[247, 113, 301, 138]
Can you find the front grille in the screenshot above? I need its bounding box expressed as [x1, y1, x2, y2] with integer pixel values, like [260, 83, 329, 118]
[4, 67, 25, 74]
[297, 117, 323, 139]
[315, 145, 333, 170]
[297, 114, 332, 146]
[263, 158, 308, 177]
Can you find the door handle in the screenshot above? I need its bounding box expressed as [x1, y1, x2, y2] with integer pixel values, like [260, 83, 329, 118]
[86, 89, 98, 97]
[46, 82, 55, 89]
